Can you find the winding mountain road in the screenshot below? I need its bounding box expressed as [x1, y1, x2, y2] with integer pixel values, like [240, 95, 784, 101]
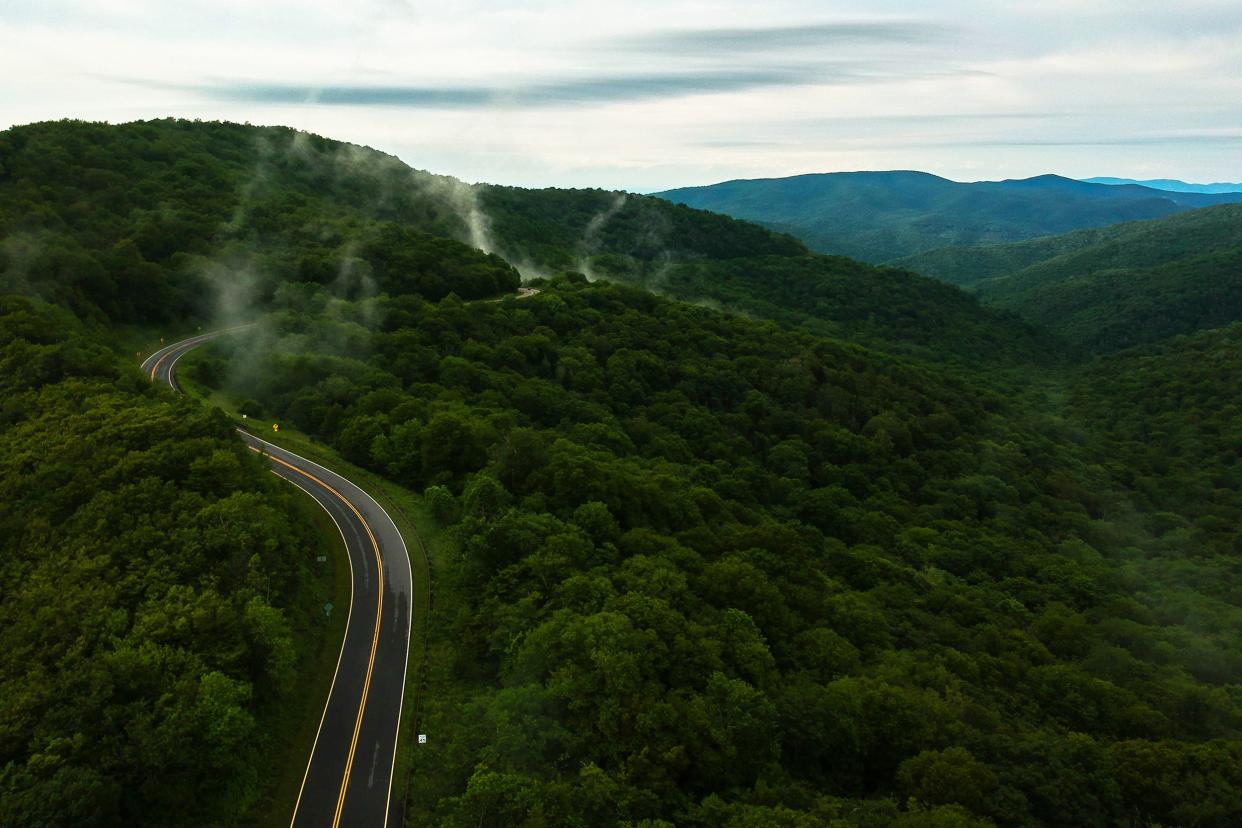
[142, 331, 413, 828]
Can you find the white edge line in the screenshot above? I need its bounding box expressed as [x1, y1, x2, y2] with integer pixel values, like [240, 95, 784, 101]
[141, 323, 257, 375]
[271, 468, 358, 828]
[166, 347, 192, 390]
[382, 540, 415, 828]
[243, 435, 415, 826]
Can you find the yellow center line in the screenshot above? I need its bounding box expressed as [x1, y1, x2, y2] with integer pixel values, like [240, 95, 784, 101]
[149, 347, 173, 381]
[249, 445, 385, 827]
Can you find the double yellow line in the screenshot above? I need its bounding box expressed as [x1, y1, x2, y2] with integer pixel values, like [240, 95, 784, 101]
[256, 448, 386, 828]
[148, 347, 174, 381]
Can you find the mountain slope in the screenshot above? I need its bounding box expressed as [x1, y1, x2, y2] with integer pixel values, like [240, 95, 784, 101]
[0, 118, 523, 322]
[479, 184, 806, 274]
[0, 119, 801, 318]
[896, 203, 1242, 288]
[478, 185, 1060, 365]
[646, 254, 1063, 366]
[897, 205, 1242, 353]
[654, 171, 1242, 262]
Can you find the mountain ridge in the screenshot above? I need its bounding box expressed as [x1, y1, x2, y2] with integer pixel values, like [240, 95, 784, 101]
[1085, 176, 1242, 194]
[654, 170, 1242, 262]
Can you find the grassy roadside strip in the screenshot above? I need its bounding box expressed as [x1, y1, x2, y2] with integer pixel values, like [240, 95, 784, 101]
[175, 347, 443, 823]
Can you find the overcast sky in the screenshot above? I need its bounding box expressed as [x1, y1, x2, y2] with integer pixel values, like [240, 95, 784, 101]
[2, 0, 1240, 190]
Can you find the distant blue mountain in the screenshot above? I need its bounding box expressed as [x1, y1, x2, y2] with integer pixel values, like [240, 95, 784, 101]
[1085, 177, 1242, 195]
[655, 171, 1242, 262]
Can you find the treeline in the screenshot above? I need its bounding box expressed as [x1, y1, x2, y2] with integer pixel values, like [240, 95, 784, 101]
[0, 296, 332, 826]
[194, 278, 1242, 826]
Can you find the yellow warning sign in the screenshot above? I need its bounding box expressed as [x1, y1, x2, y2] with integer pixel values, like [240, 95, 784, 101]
[272, 423, 280, 433]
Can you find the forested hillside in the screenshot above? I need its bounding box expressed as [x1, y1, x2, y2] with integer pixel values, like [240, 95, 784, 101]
[478, 184, 806, 272]
[2, 118, 1241, 827]
[896, 205, 1242, 353]
[897, 204, 1242, 288]
[1071, 324, 1242, 548]
[0, 297, 334, 825]
[655, 171, 1242, 263]
[189, 279, 1242, 827]
[642, 255, 1062, 367]
[0, 119, 823, 325]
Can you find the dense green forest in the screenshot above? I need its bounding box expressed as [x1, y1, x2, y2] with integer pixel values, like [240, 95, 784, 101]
[191, 278, 1242, 827]
[655, 171, 1242, 262]
[1070, 324, 1242, 548]
[893, 204, 1242, 288]
[634, 255, 1062, 367]
[2, 118, 1241, 827]
[0, 296, 335, 825]
[0, 118, 812, 327]
[893, 205, 1242, 353]
[479, 185, 806, 272]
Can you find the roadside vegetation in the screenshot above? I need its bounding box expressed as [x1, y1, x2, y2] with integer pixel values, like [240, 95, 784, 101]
[0, 297, 339, 825]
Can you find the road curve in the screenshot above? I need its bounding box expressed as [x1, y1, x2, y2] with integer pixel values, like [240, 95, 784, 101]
[141, 331, 413, 828]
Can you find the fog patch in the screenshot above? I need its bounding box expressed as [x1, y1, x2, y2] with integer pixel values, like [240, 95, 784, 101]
[577, 193, 628, 281]
[0, 233, 41, 295]
[198, 254, 264, 327]
[328, 242, 381, 328]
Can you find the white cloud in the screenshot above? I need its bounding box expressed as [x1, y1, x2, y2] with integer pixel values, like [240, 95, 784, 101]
[1, 1, 1240, 188]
